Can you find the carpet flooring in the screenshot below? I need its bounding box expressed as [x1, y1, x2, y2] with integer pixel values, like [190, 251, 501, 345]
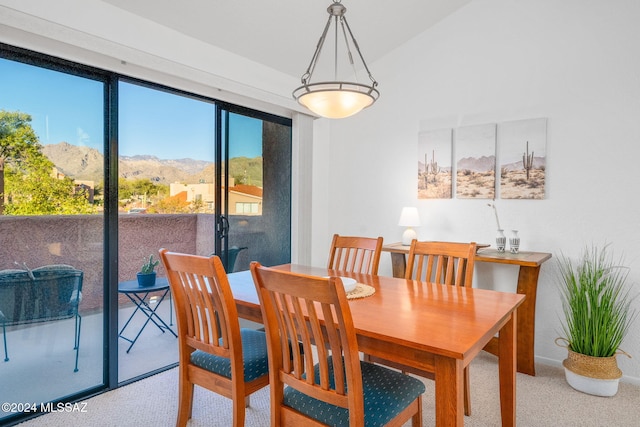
[16, 352, 639, 426]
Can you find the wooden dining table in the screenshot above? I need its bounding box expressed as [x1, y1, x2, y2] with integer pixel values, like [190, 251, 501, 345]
[382, 242, 552, 376]
[227, 264, 525, 427]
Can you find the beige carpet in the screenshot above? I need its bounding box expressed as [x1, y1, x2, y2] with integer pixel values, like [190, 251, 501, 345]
[17, 352, 639, 426]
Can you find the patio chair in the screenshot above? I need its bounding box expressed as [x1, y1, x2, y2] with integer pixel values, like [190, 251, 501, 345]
[251, 262, 425, 426]
[159, 249, 269, 427]
[209, 246, 248, 273]
[0, 264, 83, 372]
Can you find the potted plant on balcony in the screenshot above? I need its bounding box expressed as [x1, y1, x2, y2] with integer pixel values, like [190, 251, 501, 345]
[137, 254, 159, 287]
[556, 244, 638, 396]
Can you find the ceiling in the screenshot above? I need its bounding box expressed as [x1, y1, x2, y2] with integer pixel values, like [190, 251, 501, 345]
[102, 0, 472, 78]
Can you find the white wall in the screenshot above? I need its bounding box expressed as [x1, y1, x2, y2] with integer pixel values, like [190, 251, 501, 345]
[312, 0, 640, 382]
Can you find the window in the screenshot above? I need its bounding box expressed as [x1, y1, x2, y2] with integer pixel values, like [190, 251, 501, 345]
[236, 202, 260, 214]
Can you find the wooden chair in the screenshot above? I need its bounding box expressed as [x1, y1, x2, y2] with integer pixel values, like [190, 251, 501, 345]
[369, 240, 477, 416]
[159, 249, 269, 427]
[251, 261, 425, 427]
[405, 240, 477, 285]
[327, 234, 383, 275]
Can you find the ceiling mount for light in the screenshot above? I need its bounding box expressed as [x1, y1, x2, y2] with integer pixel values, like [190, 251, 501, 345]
[293, 1, 379, 119]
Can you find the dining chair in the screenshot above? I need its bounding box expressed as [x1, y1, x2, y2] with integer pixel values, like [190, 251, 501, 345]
[251, 261, 425, 427]
[369, 240, 477, 416]
[327, 233, 384, 275]
[405, 240, 477, 285]
[159, 249, 269, 427]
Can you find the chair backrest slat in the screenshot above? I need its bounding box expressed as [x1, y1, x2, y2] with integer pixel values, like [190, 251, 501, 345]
[327, 234, 383, 275]
[405, 241, 477, 287]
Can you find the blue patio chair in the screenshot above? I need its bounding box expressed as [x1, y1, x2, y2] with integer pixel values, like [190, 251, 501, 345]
[0, 264, 83, 372]
[209, 246, 248, 273]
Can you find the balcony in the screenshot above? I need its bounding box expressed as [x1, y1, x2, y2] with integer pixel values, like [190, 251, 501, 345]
[0, 213, 265, 424]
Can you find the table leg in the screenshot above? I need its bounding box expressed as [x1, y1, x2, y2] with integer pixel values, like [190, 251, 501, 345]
[119, 289, 177, 353]
[514, 265, 540, 376]
[498, 310, 517, 427]
[481, 265, 539, 376]
[131, 292, 168, 333]
[389, 252, 406, 278]
[434, 355, 464, 427]
[119, 293, 146, 336]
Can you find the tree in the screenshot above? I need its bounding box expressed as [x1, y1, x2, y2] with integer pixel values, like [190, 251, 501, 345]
[1, 109, 96, 215]
[0, 110, 43, 214]
[147, 194, 190, 214]
[4, 148, 96, 215]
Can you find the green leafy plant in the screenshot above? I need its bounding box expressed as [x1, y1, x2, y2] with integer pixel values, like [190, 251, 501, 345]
[140, 254, 159, 274]
[558, 244, 638, 357]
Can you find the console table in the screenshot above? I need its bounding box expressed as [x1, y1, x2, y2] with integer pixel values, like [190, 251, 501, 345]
[382, 242, 551, 376]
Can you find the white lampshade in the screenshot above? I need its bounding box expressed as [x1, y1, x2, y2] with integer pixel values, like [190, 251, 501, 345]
[398, 207, 421, 245]
[398, 207, 421, 227]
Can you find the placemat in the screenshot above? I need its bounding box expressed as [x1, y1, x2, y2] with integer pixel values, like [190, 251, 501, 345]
[346, 283, 375, 300]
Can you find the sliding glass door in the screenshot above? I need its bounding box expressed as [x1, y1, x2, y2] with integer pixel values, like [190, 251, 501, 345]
[217, 108, 292, 272]
[117, 81, 216, 382]
[0, 54, 106, 424]
[1, 42, 292, 425]
[116, 85, 292, 382]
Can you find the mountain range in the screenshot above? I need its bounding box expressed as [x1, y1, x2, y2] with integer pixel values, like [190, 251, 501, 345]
[42, 142, 261, 185]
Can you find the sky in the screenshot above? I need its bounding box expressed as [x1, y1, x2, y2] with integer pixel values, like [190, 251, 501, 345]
[0, 58, 263, 160]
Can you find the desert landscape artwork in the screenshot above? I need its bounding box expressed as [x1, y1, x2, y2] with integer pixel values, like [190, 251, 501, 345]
[499, 118, 547, 199]
[455, 123, 496, 199]
[417, 128, 452, 199]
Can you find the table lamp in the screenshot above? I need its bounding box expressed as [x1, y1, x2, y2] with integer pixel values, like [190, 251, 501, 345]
[398, 207, 421, 245]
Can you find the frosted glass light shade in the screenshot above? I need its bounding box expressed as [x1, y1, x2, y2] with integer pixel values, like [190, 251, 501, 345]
[294, 82, 378, 119]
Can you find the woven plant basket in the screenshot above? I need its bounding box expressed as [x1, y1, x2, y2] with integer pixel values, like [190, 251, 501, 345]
[556, 338, 630, 397]
[562, 348, 622, 380]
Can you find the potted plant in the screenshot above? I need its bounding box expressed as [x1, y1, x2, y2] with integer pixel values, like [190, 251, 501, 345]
[137, 254, 159, 287]
[556, 244, 638, 396]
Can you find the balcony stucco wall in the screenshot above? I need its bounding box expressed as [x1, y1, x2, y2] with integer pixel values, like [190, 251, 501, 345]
[0, 213, 279, 311]
[0, 214, 203, 311]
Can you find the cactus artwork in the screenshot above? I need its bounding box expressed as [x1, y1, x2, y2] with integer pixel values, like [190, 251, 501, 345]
[523, 141, 534, 180]
[499, 118, 546, 199]
[428, 150, 440, 181]
[417, 128, 453, 199]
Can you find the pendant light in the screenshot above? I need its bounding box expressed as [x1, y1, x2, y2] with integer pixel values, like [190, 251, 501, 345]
[292, 1, 379, 119]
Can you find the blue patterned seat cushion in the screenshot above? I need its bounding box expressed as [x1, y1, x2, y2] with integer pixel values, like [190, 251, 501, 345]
[190, 328, 268, 382]
[283, 357, 426, 426]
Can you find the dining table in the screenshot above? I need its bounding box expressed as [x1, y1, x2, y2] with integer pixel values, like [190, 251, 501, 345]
[227, 264, 525, 427]
[382, 242, 552, 376]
